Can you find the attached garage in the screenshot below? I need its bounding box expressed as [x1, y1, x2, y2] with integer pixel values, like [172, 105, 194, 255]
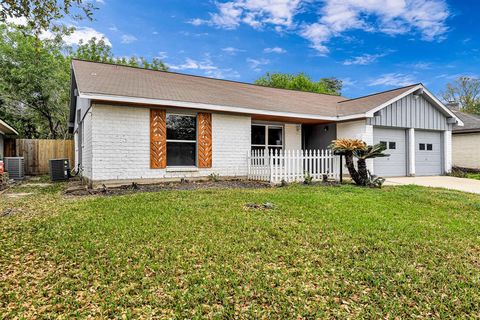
[364, 88, 461, 177]
[373, 127, 407, 177]
[415, 130, 442, 176]
[372, 128, 443, 177]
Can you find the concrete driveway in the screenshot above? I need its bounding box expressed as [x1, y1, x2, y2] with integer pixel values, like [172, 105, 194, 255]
[385, 176, 480, 194]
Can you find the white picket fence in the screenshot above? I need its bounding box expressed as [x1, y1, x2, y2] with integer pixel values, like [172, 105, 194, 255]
[247, 149, 340, 184]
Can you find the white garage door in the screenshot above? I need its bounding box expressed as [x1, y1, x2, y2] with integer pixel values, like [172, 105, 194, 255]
[415, 131, 442, 176]
[373, 128, 407, 177]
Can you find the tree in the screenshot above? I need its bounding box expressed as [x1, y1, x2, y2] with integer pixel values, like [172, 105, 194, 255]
[330, 138, 389, 187]
[0, 0, 95, 34]
[255, 72, 342, 95]
[0, 24, 70, 138]
[0, 25, 169, 139]
[441, 76, 480, 115]
[71, 38, 169, 71]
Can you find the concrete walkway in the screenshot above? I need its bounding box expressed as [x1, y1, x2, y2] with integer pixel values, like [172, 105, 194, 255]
[385, 176, 480, 194]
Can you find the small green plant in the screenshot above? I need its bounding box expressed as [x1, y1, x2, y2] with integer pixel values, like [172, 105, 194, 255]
[209, 173, 220, 182]
[448, 167, 467, 178]
[304, 171, 313, 185]
[367, 171, 386, 188]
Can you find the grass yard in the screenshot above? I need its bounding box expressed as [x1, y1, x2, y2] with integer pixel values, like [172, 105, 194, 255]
[467, 173, 480, 180]
[1, 181, 479, 318]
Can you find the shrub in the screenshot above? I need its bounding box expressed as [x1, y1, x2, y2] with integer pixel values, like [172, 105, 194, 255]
[209, 173, 220, 182]
[304, 171, 313, 185]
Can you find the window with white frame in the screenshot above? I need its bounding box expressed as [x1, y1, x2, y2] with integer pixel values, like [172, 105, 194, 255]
[251, 124, 283, 153]
[166, 114, 197, 166]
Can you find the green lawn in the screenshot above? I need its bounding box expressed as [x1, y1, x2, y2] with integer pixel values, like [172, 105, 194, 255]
[1, 182, 479, 318]
[467, 173, 480, 180]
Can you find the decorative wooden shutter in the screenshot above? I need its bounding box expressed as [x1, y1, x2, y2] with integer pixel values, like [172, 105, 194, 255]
[197, 112, 212, 168]
[150, 109, 167, 169]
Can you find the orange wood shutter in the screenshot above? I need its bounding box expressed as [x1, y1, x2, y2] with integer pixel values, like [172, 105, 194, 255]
[197, 112, 212, 168]
[150, 109, 167, 169]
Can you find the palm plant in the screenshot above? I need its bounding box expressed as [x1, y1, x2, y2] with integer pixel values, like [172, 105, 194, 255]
[330, 139, 366, 185]
[354, 144, 389, 184]
[330, 138, 389, 186]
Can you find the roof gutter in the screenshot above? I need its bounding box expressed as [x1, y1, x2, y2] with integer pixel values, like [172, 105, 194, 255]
[78, 92, 367, 122]
[453, 129, 480, 134]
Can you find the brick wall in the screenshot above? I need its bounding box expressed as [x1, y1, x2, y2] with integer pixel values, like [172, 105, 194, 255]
[336, 119, 374, 173]
[337, 120, 374, 144]
[452, 132, 480, 169]
[90, 104, 251, 182]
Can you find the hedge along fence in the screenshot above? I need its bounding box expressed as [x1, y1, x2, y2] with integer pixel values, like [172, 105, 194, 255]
[4, 139, 74, 175]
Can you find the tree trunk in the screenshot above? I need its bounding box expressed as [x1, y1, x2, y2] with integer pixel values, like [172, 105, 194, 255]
[46, 115, 58, 139]
[344, 152, 363, 185]
[357, 159, 369, 186]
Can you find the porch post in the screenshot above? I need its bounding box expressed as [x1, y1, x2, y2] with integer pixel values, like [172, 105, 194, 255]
[408, 128, 415, 176]
[443, 130, 452, 173]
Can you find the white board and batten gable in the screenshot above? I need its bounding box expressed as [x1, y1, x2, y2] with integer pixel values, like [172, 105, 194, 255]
[366, 86, 461, 131]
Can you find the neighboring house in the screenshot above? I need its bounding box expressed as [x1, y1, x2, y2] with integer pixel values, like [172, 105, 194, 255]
[450, 107, 480, 170]
[0, 119, 19, 159]
[69, 59, 463, 186]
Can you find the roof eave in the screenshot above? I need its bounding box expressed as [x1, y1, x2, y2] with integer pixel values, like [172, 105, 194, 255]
[0, 119, 19, 135]
[79, 91, 367, 122]
[453, 129, 480, 134]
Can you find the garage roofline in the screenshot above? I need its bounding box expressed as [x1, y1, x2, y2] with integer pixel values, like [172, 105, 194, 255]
[365, 84, 464, 127]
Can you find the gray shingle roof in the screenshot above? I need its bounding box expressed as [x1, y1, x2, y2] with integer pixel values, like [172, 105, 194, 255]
[336, 85, 419, 116]
[451, 110, 480, 133]
[71, 59, 422, 119]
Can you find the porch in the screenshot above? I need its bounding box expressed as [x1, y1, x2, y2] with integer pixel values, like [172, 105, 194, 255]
[248, 119, 341, 184]
[247, 149, 341, 184]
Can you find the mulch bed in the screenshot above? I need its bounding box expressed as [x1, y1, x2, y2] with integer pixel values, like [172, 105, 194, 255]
[66, 179, 272, 197]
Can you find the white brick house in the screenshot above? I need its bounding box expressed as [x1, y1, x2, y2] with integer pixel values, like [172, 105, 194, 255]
[70, 60, 463, 186]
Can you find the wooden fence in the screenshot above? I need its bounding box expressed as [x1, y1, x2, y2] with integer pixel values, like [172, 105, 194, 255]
[4, 139, 74, 175]
[247, 149, 340, 184]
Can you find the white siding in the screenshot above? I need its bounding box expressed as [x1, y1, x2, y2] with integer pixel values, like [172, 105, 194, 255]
[73, 97, 93, 181]
[90, 104, 251, 182]
[73, 97, 91, 133]
[74, 132, 78, 166]
[284, 123, 302, 150]
[452, 132, 480, 169]
[82, 110, 93, 180]
[367, 93, 449, 130]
